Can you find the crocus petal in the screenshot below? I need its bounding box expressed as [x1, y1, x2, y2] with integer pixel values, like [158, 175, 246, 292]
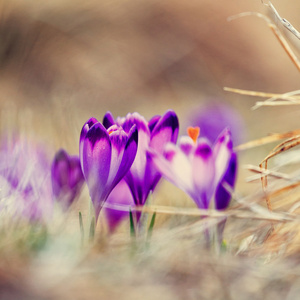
[79, 117, 99, 166]
[178, 136, 194, 156]
[80, 117, 99, 142]
[103, 111, 115, 129]
[150, 110, 179, 153]
[108, 125, 138, 190]
[120, 112, 149, 134]
[215, 152, 237, 210]
[80, 122, 112, 219]
[105, 179, 134, 233]
[123, 114, 150, 184]
[51, 149, 69, 197]
[149, 144, 194, 194]
[125, 122, 149, 206]
[69, 156, 84, 190]
[213, 128, 233, 187]
[145, 110, 179, 201]
[106, 125, 129, 186]
[51, 149, 84, 210]
[192, 140, 215, 208]
[148, 115, 161, 133]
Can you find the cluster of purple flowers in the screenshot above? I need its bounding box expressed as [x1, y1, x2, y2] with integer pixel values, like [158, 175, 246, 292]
[0, 108, 238, 232]
[59, 109, 237, 231]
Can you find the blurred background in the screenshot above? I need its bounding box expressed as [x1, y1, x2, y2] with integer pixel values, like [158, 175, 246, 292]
[0, 0, 299, 190]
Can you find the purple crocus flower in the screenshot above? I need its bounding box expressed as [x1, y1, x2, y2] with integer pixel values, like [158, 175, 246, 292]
[51, 149, 84, 210]
[104, 179, 134, 233]
[0, 137, 53, 222]
[79, 118, 138, 222]
[149, 127, 237, 210]
[187, 101, 245, 146]
[103, 110, 179, 207]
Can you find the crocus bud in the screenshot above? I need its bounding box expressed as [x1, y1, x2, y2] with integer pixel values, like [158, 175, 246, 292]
[51, 149, 84, 210]
[80, 118, 138, 223]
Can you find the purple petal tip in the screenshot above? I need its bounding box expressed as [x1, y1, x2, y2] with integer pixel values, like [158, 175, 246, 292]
[152, 110, 179, 140]
[215, 152, 238, 210]
[85, 122, 109, 149]
[195, 142, 212, 159]
[80, 117, 99, 141]
[103, 112, 115, 129]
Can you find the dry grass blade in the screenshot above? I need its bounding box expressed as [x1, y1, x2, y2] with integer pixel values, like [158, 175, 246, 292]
[234, 129, 300, 151]
[224, 87, 300, 100]
[253, 101, 300, 108]
[252, 90, 300, 109]
[267, 1, 300, 40]
[268, 181, 300, 198]
[259, 135, 300, 212]
[268, 24, 300, 71]
[272, 135, 300, 152]
[102, 202, 297, 223]
[227, 10, 300, 72]
[261, 135, 300, 166]
[245, 164, 292, 182]
[224, 87, 300, 109]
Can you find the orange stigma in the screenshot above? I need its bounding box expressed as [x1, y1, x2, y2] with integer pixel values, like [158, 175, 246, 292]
[187, 126, 200, 143]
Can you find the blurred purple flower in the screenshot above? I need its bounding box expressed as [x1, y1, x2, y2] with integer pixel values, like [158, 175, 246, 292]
[51, 149, 84, 211]
[79, 118, 138, 222]
[0, 137, 53, 222]
[149, 127, 237, 210]
[104, 179, 134, 233]
[187, 101, 245, 145]
[103, 110, 179, 207]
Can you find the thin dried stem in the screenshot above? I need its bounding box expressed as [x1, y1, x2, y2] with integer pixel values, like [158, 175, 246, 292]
[224, 87, 300, 100]
[224, 87, 300, 109]
[271, 135, 300, 152]
[269, 24, 300, 71]
[253, 101, 300, 108]
[234, 129, 300, 151]
[261, 137, 300, 166]
[245, 164, 291, 182]
[228, 10, 300, 71]
[259, 136, 300, 212]
[268, 181, 300, 198]
[102, 201, 297, 223]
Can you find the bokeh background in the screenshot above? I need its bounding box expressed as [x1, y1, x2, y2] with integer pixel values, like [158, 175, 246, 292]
[1, 0, 299, 147]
